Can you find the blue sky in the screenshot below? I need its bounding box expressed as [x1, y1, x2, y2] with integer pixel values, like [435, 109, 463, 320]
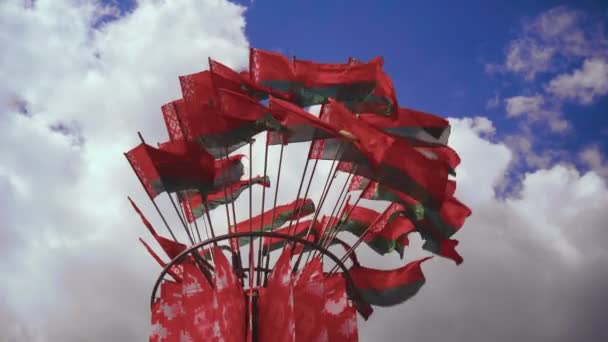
[107, 0, 608, 181]
[238, 0, 608, 176]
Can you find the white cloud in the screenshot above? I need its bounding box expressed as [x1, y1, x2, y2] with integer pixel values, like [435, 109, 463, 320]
[495, 6, 608, 81]
[0, 0, 249, 339]
[504, 38, 555, 80]
[360, 117, 608, 342]
[579, 145, 608, 180]
[1, 2, 607, 341]
[503, 94, 568, 132]
[547, 58, 608, 104]
[504, 94, 544, 117]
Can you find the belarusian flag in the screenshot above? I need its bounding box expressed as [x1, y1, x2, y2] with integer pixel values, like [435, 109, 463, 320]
[125, 142, 215, 199]
[150, 281, 184, 342]
[351, 177, 469, 264]
[181, 263, 216, 340]
[234, 198, 316, 246]
[250, 48, 387, 112]
[267, 97, 340, 145]
[360, 107, 460, 175]
[349, 257, 432, 307]
[331, 203, 416, 257]
[309, 100, 394, 169]
[261, 219, 323, 253]
[346, 56, 398, 116]
[360, 106, 451, 146]
[336, 134, 450, 209]
[179, 176, 271, 223]
[177, 71, 258, 156]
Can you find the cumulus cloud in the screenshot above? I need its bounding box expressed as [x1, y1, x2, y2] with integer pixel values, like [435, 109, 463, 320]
[1, 1, 607, 342]
[547, 58, 608, 104]
[503, 94, 568, 132]
[579, 145, 608, 180]
[359, 118, 608, 342]
[493, 6, 608, 81]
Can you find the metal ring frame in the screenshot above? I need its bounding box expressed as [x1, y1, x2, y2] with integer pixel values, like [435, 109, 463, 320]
[150, 231, 362, 308]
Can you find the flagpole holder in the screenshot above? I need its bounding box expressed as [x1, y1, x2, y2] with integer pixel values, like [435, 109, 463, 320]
[150, 231, 368, 310]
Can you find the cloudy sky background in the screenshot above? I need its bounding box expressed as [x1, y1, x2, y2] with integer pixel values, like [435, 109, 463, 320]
[1, 0, 607, 341]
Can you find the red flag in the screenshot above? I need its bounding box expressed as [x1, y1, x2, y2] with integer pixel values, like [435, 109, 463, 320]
[234, 198, 316, 245]
[360, 106, 451, 146]
[177, 71, 255, 156]
[181, 263, 216, 340]
[349, 257, 432, 307]
[267, 97, 340, 145]
[261, 219, 323, 253]
[347, 56, 398, 116]
[212, 247, 247, 341]
[337, 136, 450, 209]
[150, 281, 183, 342]
[323, 274, 359, 341]
[293, 258, 328, 341]
[139, 238, 182, 282]
[161, 101, 184, 142]
[128, 197, 187, 259]
[125, 142, 215, 198]
[258, 247, 296, 342]
[311, 99, 394, 169]
[179, 176, 270, 223]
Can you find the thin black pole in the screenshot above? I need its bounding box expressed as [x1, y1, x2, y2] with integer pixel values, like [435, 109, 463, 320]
[255, 139, 270, 286]
[168, 193, 195, 244]
[262, 143, 284, 284]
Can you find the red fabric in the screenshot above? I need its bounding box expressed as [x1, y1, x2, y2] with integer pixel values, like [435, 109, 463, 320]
[267, 97, 340, 144]
[161, 101, 184, 141]
[209, 59, 250, 95]
[317, 100, 395, 168]
[360, 106, 449, 132]
[212, 247, 246, 342]
[139, 238, 182, 282]
[261, 219, 322, 248]
[178, 71, 256, 142]
[179, 70, 216, 115]
[294, 56, 381, 87]
[129, 197, 187, 259]
[181, 263, 216, 340]
[342, 137, 449, 207]
[217, 88, 283, 122]
[323, 275, 359, 341]
[348, 57, 398, 115]
[233, 198, 315, 233]
[180, 176, 270, 223]
[341, 204, 415, 243]
[258, 248, 296, 342]
[293, 257, 328, 341]
[125, 143, 216, 198]
[349, 257, 431, 291]
[150, 281, 183, 342]
[250, 48, 296, 85]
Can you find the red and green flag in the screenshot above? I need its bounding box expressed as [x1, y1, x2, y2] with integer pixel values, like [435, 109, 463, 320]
[346, 56, 398, 116]
[349, 257, 432, 307]
[125, 142, 216, 199]
[267, 97, 340, 145]
[360, 106, 451, 145]
[177, 71, 259, 156]
[179, 176, 271, 223]
[336, 133, 450, 209]
[310, 99, 394, 169]
[234, 198, 316, 246]
[250, 48, 387, 112]
[329, 203, 415, 257]
[351, 177, 469, 264]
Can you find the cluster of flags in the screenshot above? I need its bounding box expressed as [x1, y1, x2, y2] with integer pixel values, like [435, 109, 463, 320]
[125, 48, 471, 341]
